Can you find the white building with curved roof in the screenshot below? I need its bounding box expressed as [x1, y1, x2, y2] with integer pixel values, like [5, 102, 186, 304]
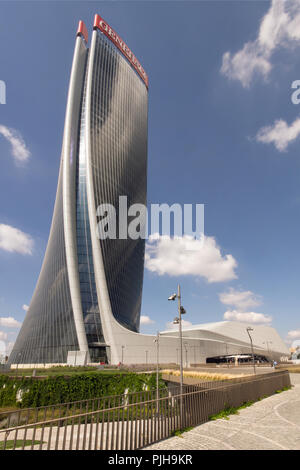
[159, 321, 289, 364]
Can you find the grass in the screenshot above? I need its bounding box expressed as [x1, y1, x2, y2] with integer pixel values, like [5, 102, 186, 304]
[209, 401, 254, 421]
[0, 406, 19, 413]
[0, 440, 42, 450]
[209, 385, 292, 421]
[161, 369, 248, 381]
[0, 407, 68, 429]
[277, 366, 300, 374]
[275, 386, 291, 393]
[1, 366, 129, 378]
[0, 405, 22, 415]
[171, 426, 194, 438]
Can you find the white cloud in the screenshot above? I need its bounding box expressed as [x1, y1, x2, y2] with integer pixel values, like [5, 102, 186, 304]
[0, 223, 34, 255]
[223, 310, 272, 325]
[0, 124, 31, 163]
[219, 288, 262, 311]
[22, 304, 29, 312]
[256, 117, 300, 151]
[221, 289, 271, 326]
[140, 315, 154, 325]
[221, 0, 300, 87]
[0, 317, 21, 328]
[221, 44, 271, 88]
[287, 329, 300, 339]
[145, 235, 237, 283]
[165, 319, 193, 331]
[5, 341, 14, 355]
[0, 340, 5, 353]
[0, 338, 14, 357]
[0, 331, 8, 341]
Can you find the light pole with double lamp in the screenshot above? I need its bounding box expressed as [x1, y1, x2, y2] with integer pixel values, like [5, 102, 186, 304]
[246, 327, 256, 375]
[225, 342, 229, 368]
[184, 342, 188, 368]
[168, 284, 187, 427]
[153, 332, 160, 415]
[121, 345, 125, 365]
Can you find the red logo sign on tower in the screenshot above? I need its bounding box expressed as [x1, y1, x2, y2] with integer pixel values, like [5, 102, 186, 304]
[93, 14, 148, 88]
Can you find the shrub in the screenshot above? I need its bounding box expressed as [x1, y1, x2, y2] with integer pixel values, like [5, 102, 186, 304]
[0, 372, 165, 408]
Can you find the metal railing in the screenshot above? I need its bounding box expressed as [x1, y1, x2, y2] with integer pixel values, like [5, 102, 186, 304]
[0, 370, 290, 450]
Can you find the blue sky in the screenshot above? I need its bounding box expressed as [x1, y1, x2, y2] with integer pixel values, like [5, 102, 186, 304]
[1, 0, 300, 354]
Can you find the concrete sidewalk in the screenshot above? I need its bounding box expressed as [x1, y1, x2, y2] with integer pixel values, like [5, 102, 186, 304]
[144, 374, 300, 450]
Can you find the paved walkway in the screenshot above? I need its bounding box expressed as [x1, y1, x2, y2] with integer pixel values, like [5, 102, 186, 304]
[144, 374, 300, 450]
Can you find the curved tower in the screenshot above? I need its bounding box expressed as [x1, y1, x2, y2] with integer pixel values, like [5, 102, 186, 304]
[9, 15, 148, 366]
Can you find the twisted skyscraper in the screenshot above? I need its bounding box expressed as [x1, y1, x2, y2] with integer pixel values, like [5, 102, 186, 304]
[10, 15, 286, 368]
[9, 15, 148, 365]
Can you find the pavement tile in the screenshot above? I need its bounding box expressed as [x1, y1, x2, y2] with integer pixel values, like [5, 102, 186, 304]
[144, 376, 300, 450]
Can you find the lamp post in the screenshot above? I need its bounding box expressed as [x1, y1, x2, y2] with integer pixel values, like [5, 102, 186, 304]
[225, 342, 229, 368]
[184, 342, 188, 368]
[246, 327, 256, 375]
[16, 352, 21, 373]
[153, 332, 160, 415]
[168, 284, 186, 427]
[121, 345, 125, 365]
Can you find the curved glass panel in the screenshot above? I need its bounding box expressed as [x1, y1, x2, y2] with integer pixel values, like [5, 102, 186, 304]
[8, 167, 79, 364]
[76, 85, 106, 362]
[89, 31, 148, 332]
[8, 39, 88, 365]
[8, 27, 148, 365]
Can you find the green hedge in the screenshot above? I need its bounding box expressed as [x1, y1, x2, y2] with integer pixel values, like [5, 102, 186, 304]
[0, 372, 165, 408]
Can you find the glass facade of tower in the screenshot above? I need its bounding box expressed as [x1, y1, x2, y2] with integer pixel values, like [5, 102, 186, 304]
[9, 17, 148, 365]
[89, 30, 148, 332]
[76, 86, 106, 362]
[8, 167, 80, 365]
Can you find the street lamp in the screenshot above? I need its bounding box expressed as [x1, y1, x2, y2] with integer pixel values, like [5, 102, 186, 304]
[153, 332, 160, 415]
[246, 327, 256, 375]
[225, 342, 229, 368]
[16, 352, 21, 373]
[184, 342, 188, 368]
[168, 293, 177, 301]
[121, 345, 125, 365]
[169, 284, 186, 427]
